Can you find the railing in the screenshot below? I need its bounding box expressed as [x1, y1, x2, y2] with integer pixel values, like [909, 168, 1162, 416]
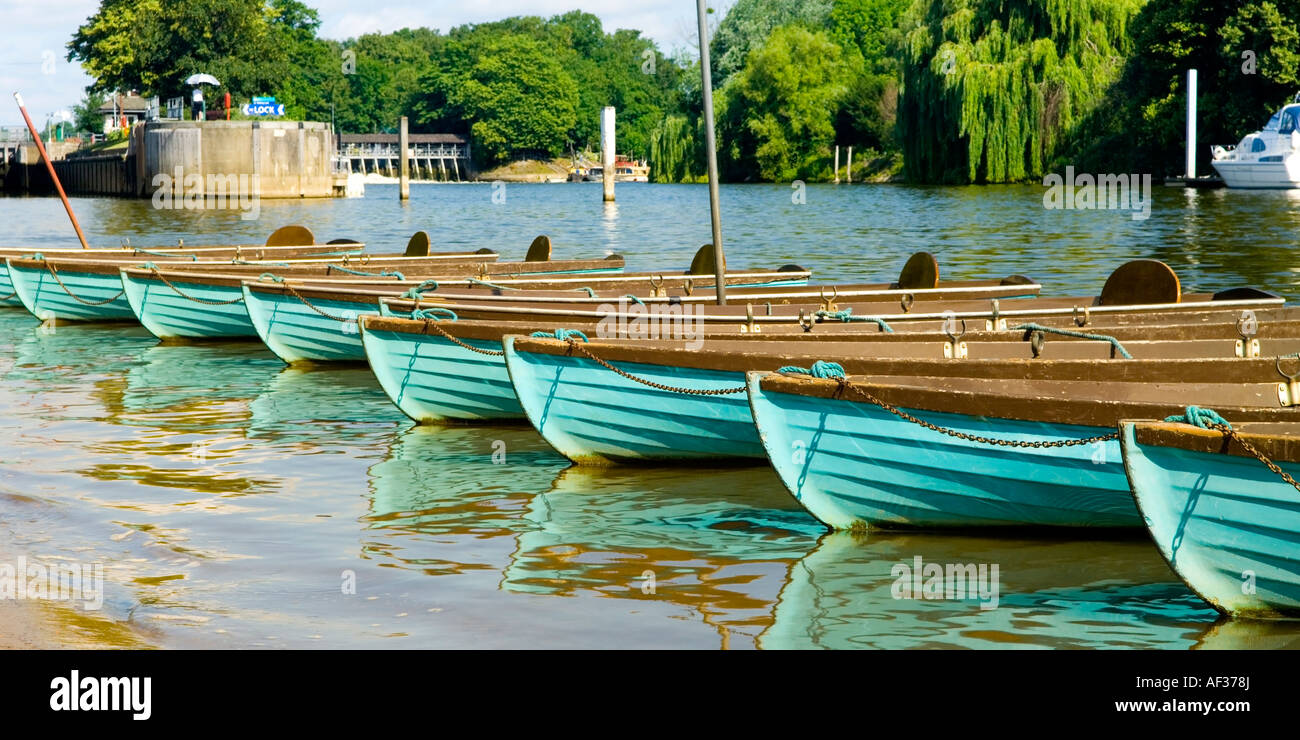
[340, 143, 468, 159]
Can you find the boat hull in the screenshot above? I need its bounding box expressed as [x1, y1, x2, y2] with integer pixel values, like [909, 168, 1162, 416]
[503, 336, 763, 464]
[361, 324, 523, 423]
[746, 373, 1140, 529]
[0, 263, 21, 307]
[1211, 159, 1300, 189]
[1121, 423, 1300, 618]
[242, 286, 377, 363]
[5, 259, 136, 322]
[122, 271, 257, 340]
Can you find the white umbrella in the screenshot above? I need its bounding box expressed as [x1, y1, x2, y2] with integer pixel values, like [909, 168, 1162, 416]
[185, 73, 220, 86]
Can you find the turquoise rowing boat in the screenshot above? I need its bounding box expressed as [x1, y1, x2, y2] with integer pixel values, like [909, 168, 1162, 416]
[746, 368, 1299, 529]
[122, 269, 262, 340]
[1121, 417, 1300, 619]
[243, 282, 379, 364]
[5, 257, 137, 322]
[360, 316, 524, 423]
[503, 335, 762, 464]
[0, 263, 20, 307]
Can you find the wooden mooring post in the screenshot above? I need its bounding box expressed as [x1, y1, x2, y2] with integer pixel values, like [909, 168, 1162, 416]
[399, 116, 410, 200]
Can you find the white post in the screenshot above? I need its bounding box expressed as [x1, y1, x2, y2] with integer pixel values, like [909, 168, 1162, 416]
[1186, 69, 1198, 180]
[601, 106, 615, 202]
[399, 116, 410, 200]
[833, 145, 840, 184]
[847, 146, 853, 183]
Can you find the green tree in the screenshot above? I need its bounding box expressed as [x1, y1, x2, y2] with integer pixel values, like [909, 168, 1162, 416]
[419, 34, 579, 165]
[899, 0, 1142, 183]
[710, 0, 833, 83]
[728, 26, 849, 181]
[72, 91, 109, 135]
[1072, 0, 1300, 175]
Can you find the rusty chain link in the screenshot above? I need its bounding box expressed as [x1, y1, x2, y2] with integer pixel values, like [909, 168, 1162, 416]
[564, 338, 746, 395]
[821, 375, 1119, 448]
[148, 267, 245, 305]
[1206, 423, 1300, 494]
[280, 283, 359, 323]
[422, 320, 504, 356]
[42, 261, 125, 306]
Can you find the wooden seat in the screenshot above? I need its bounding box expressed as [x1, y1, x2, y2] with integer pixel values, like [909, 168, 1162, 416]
[404, 231, 431, 257]
[265, 225, 314, 247]
[525, 235, 552, 262]
[896, 251, 939, 290]
[1100, 259, 1180, 305]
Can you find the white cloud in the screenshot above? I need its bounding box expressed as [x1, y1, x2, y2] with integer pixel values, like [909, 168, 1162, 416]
[0, 0, 706, 126]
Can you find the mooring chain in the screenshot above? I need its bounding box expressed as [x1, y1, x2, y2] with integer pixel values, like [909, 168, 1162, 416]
[809, 373, 1120, 448]
[422, 321, 504, 356]
[1206, 422, 1300, 494]
[149, 267, 245, 305]
[564, 338, 746, 395]
[42, 261, 125, 306]
[281, 283, 359, 323]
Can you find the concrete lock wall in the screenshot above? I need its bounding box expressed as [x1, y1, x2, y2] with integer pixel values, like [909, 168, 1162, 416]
[143, 120, 334, 199]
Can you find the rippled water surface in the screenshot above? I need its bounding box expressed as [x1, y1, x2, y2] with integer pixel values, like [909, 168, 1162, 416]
[3, 183, 1300, 648]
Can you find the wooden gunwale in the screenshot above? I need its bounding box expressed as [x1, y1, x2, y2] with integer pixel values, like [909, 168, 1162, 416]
[118, 267, 811, 292]
[363, 312, 1300, 343]
[753, 372, 1299, 428]
[371, 277, 1041, 305]
[508, 335, 1300, 382]
[1129, 421, 1300, 463]
[375, 293, 1282, 323]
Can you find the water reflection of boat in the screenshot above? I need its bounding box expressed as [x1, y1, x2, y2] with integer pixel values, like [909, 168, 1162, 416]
[760, 531, 1218, 649]
[363, 425, 564, 576]
[501, 465, 822, 647]
[1192, 618, 1300, 650]
[246, 366, 404, 444]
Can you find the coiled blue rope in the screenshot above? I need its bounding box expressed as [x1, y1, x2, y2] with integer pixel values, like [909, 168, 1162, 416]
[400, 280, 439, 300]
[624, 295, 645, 306]
[531, 329, 589, 342]
[777, 361, 846, 378]
[259, 273, 284, 283]
[814, 308, 893, 333]
[412, 307, 458, 321]
[1164, 406, 1232, 430]
[1014, 323, 1133, 359]
[575, 287, 596, 298]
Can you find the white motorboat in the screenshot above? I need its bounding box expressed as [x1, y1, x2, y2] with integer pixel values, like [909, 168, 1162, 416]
[1212, 99, 1300, 188]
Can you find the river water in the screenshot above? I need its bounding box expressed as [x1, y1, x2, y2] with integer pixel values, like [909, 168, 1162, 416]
[2, 182, 1300, 649]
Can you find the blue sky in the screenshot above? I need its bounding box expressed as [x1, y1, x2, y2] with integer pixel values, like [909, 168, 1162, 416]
[0, 0, 724, 126]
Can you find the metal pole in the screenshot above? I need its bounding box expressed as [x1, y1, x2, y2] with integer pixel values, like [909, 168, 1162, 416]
[696, 0, 726, 305]
[1185, 69, 1198, 180]
[14, 92, 89, 249]
[399, 115, 410, 200]
[601, 106, 615, 202]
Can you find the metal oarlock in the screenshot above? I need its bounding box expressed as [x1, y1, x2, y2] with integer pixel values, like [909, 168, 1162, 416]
[1277, 356, 1300, 407]
[819, 286, 838, 313]
[1073, 305, 1090, 327]
[1236, 310, 1261, 358]
[900, 293, 914, 313]
[798, 309, 813, 333]
[740, 303, 760, 333]
[985, 299, 1007, 331]
[942, 315, 968, 359]
[649, 275, 666, 298]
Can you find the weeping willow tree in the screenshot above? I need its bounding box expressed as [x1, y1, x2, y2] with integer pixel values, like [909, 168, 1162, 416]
[900, 0, 1143, 183]
[649, 114, 701, 183]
